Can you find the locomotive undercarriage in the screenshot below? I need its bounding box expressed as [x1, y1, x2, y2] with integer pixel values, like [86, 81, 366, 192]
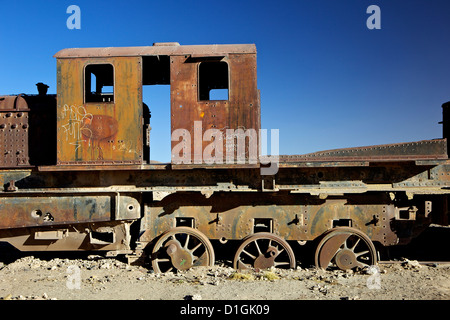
[0, 162, 448, 272]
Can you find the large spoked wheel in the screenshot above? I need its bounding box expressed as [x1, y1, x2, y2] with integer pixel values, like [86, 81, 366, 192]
[315, 227, 377, 271]
[151, 227, 215, 273]
[233, 232, 296, 270]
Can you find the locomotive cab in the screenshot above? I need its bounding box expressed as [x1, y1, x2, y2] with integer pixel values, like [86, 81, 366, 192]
[53, 43, 260, 167]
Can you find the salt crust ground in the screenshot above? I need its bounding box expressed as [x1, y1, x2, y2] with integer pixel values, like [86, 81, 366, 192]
[0, 254, 448, 301]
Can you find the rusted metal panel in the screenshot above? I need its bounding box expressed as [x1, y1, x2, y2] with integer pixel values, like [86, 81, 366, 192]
[56, 56, 142, 165]
[0, 194, 140, 229]
[228, 53, 261, 163]
[3, 160, 449, 197]
[0, 195, 112, 229]
[170, 52, 260, 165]
[0, 95, 29, 111]
[0, 95, 30, 167]
[0, 221, 132, 252]
[141, 192, 401, 246]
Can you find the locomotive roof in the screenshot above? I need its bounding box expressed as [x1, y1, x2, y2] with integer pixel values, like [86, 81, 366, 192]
[54, 43, 256, 58]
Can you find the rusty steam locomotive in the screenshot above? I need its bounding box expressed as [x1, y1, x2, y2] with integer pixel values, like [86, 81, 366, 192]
[0, 43, 449, 272]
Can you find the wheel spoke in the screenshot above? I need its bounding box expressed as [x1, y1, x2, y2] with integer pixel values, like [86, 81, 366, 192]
[191, 242, 202, 254]
[274, 261, 290, 267]
[355, 250, 369, 258]
[242, 249, 257, 260]
[237, 259, 252, 270]
[349, 238, 361, 252]
[254, 240, 262, 255]
[184, 234, 190, 249]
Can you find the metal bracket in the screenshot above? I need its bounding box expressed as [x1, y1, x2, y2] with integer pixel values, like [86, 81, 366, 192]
[262, 176, 278, 191]
[6, 180, 17, 192]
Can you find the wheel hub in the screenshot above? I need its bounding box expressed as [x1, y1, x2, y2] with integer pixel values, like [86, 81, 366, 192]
[254, 247, 278, 269]
[165, 240, 193, 270]
[335, 249, 357, 270]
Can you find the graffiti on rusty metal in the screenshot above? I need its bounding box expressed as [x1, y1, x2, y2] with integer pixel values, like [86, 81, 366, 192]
[60, 104, 94, 151]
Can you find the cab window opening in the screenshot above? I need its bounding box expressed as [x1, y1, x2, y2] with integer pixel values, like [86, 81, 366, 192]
[85, 64, 114, 103]
[199, 61, 229, 101]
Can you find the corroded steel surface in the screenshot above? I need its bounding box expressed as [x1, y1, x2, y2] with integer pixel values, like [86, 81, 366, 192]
[55, 43, 259, 167]
[0, 221, 133, 252]
[0, 194, 140, 229]
[56, 56, 142, 165]
[0, 95, 30, 167]
[0, 95, 29, 111]
[170, 52, 260, 164]
[141, 191, 406, 246]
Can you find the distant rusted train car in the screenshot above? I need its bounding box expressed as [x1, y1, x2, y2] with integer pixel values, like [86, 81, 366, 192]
[0, 42, 449, 272]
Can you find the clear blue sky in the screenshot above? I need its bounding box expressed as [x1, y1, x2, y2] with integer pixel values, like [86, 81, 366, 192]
[1, 0, 449, 162]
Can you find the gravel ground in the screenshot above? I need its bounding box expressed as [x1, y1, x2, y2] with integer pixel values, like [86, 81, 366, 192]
[0, 252, 448, 301]
[0, 226, 449, 302]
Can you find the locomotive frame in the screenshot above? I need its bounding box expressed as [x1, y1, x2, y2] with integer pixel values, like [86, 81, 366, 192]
[0, 42, 449, 272]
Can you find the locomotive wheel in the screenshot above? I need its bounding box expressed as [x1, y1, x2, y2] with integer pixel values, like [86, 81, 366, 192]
[233, 232, 296, 270]
[315, 227, 377, 271]
[151, 227, 215, 273]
